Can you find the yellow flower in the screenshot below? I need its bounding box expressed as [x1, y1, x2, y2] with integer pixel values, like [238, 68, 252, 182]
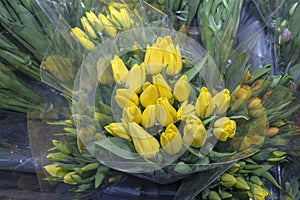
[183, 115, 206, 147]
[247, 184, 268, 200]
[160, 124, 182, 154]
[173, 75, 190, 102]
[44, 164, 69, 178]
[141, 105, 156, 127]
[165, 44, 182, 76]
[144, 44, 164, 75]
[248, 97, 265, 117]
[86, 11, 103, 32]
[195, 87, 214, 118]
[122, 105, 142, 124]
[111, 55, 128, 84]
[128, 122, 160, 159]
[98, 13, 117, 37]
[70, 27, 95, 51]
[213, 117, 236, 141]
[140, 82, 159, 108]
[63, 172, 81, 185]
[81, 17, 97, 39]
[220, 173, 237, 188]
[152, 74, 173, 100]
[212, 89, 231, 114]
[109, 6, 133, 29]
[126, 63, 146, 92]
[156, 97, 177, 127]
[115, 88, 139, 108]
[231, 85, 252, 111]
[177, 101, 195, 121]
[104, 122, 130, 140]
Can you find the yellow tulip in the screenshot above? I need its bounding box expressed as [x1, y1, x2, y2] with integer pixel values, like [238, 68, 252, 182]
[152, 73, 173, 100]
[140, 82, 159, 108]
[213, 117, 236, 141]
[173, 75, 190, 102]
[165, 44, 182, 76]
[231, 85, 252, 111]
[104, 122, 130, 140]
[144, 44, 164, 75]
[98, 13, 117, 37]
[141, 105, 156, 127]
[195, 87, 214, 118]
[128, 122, 160, 159]
[160, 124, 183, 154]
[63, 172, 81, 185]
[177, 101, 195, 121]
[248, 97, 265, 117]
[108, 5, 122, 27]
[122, 105, 142, 124]
[111, 55, 128, 84]
[156, 36, 172, 49]
[126, 63, 146, 92]
[247, 184, 268, 200]
[212, 89, 231, 114]
[183, 115, 206, 147]
[81, 17, 97, 39]
[86, 11, 103, 32]
[156, 97, 177, 127]
[109, 6, 133, 29]
[44, 164, 68, 178]
[70, 27, 95, 51]
[115, 88, 139, 108]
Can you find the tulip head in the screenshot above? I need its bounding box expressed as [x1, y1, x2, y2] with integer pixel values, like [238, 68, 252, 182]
[71, 27, 95, 51]
[122, 105, 142, 124]
[165, 44, 182, 76]
[111, 55, 128, 84]
[140, 82, 159, 108]
[248, 98, 265, 117]
[104, 122, 130, 140]
[63, 172, 81, 185]
[44, 164, 69, 178]
[221, 173, 237, 188]
[86, 11, 103, 32]
[81, 17, 97, 39]
[141, 105, 157, 128]
[213, 117, 236, 141]
[160, 124, 183, 154]
[247, 184, 268, 200]
[126, 63, 146, 92]
[156, 97, 177, 127]
[152, 73, 173, 100]
[231, 85, 252, 111]
[98, 13, 117, 37]
[173, 75, 190, 102]
[183, 115, 206, 147]
[144, 45, 164, 75]
[195, 87, 214, 118]
[128, 122, 160, 159]
[115, 88, 139, 108]
[177, 101, 195, 121]
[212, 89, 231, 114]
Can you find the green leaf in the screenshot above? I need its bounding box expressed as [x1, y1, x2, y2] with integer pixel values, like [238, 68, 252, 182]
[95, 166, 108, 189]
[184, 54, 209, 82]
[246, 65, 271, 83]
[94, 137, 138, 160]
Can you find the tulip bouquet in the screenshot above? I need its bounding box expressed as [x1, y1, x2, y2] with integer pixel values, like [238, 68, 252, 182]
[0, 0, 300, 200]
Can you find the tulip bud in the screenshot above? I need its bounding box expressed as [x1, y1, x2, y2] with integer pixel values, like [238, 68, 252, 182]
[173, 75, 190, 102]
[104, 122, 131, 140]
[234, 176, 250, 190]
[140, 82, 159, 108]
[86, 11, 103, 32]
[115, 88, 139, 108]
[221, 173, 237, 188]
[231, 85, 252, 111]
[183, 115, 206, 148]
[266, 127, 279, 137]
[165, 44, 182, 76]
[208, 191, 221, 200]
[243, 70, 251, 82]
[156, 97, 177, 127]
[47, 152, 72, 163]
[212, 89, 231, 114]
[44, 164, 69, 178]
[248, 98, 265, 118]
[247, 184, 268, 200]
[160, 124, 183, 154]
[128, 122, 160, 159]
[252, 80, 264, 91]
[141, 105, 156, 127]
[52, 140, 71, 154]
[144, 44, 164, 75]
[153, 74, 173, 100]
[213, 117, 236, 141]
[63, 172, 81, 185]
[71, 27, 95, 51]
[126, 63, 146, 92]
[177, 101, 195, 121]
[119, 8, 133, 29]
[279, 28, 292, 44]
[81, 162, 100, 171]
[122, 105, 142, 124]
[98, 13, 117, 37]
[195, 87, 214, 118]
[81, 17, 97, 39]
[111, 55, 128, 84]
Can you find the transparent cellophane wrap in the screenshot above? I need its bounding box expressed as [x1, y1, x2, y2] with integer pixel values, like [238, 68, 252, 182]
[28, 0, 270, 196]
